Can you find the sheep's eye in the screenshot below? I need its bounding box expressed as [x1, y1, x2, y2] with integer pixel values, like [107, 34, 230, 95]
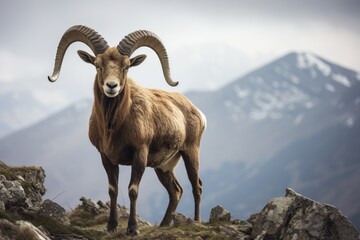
[124, 66, 130, 72]
[94, 63, 100, 68]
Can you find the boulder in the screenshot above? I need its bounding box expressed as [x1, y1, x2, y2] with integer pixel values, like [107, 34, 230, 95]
[0, 174, 28, 210]
[18, 166, 46, 207]
[172, 212, 194, 226]
[79, 196, 103, 215]
[209, 205, 231, 223]
[38, 199, 69, 224]
[250, 188, 360, 240]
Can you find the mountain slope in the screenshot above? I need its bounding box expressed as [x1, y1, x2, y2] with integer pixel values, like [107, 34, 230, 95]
[187, 51, 360, 167]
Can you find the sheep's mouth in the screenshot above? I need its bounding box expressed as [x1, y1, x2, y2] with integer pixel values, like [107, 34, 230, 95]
[103, 85, 121, 98]
[105, 90, 119, 97]
[104, 89, 120, 98]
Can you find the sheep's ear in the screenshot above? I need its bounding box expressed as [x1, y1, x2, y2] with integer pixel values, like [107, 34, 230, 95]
[77, 50, 95, 65]
[130, 54, 147, 67]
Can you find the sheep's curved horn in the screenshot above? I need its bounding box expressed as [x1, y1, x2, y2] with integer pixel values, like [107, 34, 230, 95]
[48, 25, 109, 82]
[117, 30, 178, 87]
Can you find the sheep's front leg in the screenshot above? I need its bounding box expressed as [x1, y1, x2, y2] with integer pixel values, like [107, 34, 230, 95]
[101, 153, 119, 232]
[127, 146, 148, 236]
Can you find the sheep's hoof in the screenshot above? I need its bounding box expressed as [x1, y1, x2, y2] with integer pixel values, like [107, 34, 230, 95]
[126, 225, 139, 236]
[107, 221, 118, 232]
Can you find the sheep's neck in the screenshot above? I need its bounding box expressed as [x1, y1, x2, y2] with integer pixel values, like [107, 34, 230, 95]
[94, 80, 131, 134]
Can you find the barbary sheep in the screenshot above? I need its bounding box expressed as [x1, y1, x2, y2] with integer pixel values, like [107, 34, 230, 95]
[48, 25, 206, 236]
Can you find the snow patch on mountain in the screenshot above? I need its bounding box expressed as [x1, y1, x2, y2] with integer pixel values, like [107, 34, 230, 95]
[234, 85, 250, 98]
[227, 82, 314, 121]
[275, 66, 300, 85]
[332, 73, 351, 87]
[296, 52, 332, 77]
[325, 83, 336, 92]
[294, 113, 304, 125]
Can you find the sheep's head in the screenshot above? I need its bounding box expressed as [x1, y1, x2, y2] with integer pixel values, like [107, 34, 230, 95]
[48, 25, 178, 98]
[77, 48, 146, 98]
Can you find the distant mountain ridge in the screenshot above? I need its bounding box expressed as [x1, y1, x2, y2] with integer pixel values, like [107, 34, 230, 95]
[0, 51, 359, 229]
[188, 51, 360, 167]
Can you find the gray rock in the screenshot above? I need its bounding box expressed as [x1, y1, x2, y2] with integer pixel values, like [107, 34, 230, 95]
[233, 220, 252, 235]
[172, 212, 194, 226]
[251, 188, 360, 240]
[97, 200, 109, 210]
[79, 196, 102, 215]
[0, 176, 27, 209]
[38, 199, 69, 224]
[209, 205, 231, 223]
[0, 162, 46, 210]
[19, 166, 46, 207]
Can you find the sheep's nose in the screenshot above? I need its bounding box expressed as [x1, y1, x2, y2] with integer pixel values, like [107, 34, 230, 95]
[106, 81, 118, 89]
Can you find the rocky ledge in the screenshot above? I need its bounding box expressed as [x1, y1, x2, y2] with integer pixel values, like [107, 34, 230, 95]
[0, 161, 359, 240]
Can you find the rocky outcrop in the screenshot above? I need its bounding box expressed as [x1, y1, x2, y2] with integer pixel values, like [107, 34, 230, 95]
[209, 204, 231, 223]
[38, 199, 68, 224]
[0, 161, 45, 211]
[170, 189, 359, 239]
[249, 188, 360, 240]
[172, 212, 194, 226]
[0, 175, 27, 210]
[0, 160, 359, 240]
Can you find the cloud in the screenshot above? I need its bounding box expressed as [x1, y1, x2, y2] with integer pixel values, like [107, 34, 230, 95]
[0, 50, 47, 82]
[32, 89, 69, 108]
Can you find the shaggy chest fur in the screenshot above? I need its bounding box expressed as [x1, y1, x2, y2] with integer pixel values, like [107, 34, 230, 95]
[89, 98, 188, 167]
[89, 112, 186, 168]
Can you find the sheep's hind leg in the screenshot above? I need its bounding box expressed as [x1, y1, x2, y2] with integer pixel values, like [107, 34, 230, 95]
[101, 153, 119, 232]
[155, 168, 183, 226]
[181, 147, 203, 222]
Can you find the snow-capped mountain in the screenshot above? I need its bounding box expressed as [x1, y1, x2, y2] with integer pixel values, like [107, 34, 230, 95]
[188, 51, 360, 168]
[0, 51, 359, 228]
[222, 52, 359, 122]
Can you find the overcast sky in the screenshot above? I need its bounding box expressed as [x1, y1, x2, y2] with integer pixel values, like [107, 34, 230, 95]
[1, 0, 360, 111]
